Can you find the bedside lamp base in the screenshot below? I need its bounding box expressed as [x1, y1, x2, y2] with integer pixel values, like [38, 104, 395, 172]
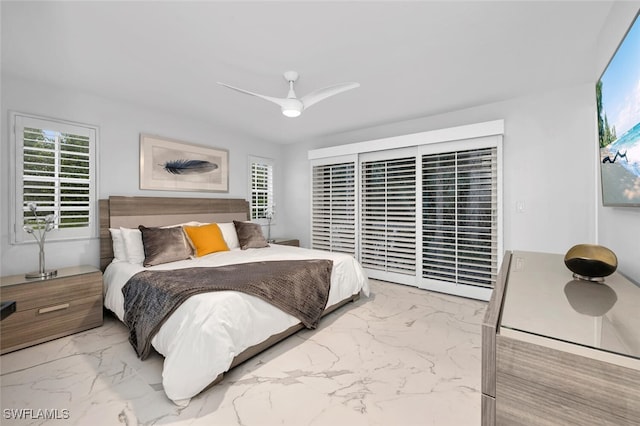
[25, 270, 58, 279]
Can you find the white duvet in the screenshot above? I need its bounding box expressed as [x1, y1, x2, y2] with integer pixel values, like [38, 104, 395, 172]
[103, 244, 369, 405]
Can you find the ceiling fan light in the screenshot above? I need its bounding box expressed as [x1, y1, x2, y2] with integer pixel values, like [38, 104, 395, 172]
[281, 99, 303, 118]
[282, 108, 301, 118]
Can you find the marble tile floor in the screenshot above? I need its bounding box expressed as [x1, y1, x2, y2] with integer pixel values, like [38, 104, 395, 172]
[0, 280, 487, 426]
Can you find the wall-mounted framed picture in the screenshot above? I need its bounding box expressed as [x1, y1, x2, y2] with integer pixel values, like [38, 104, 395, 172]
[140, 134, 229, 192]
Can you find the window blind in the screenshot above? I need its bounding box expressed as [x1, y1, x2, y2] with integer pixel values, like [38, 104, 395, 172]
[311, 162, 356, 255]
[23, 127, 92, 229]
[360, 156, 416, 275]
[250, 159, 274, 220]
[14, 113, 97, 243]
[422, 147, 498, 288]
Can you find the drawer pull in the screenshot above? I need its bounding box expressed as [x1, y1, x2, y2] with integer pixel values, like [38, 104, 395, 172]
[38, 303, 70, 314]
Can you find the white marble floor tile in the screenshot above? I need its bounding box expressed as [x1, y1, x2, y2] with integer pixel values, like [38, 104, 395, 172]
[0, 280, 486, 425]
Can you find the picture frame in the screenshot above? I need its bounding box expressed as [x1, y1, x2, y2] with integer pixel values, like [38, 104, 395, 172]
[140, 134, 229, 192]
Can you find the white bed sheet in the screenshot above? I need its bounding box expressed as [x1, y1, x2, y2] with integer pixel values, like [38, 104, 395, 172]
[103, 244, 369, 404]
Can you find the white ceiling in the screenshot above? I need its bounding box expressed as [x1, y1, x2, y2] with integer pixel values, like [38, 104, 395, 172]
[2, 1, 615, 144]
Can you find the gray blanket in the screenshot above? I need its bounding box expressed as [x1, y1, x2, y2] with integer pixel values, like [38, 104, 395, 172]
[122, 259, 333, 359]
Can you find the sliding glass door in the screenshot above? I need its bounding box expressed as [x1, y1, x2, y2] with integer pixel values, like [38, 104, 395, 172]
[360, 150, 417, 285]
[421, 146, 498, 299]
[311, 156, 357, 256]
[310, 133, 501, 301]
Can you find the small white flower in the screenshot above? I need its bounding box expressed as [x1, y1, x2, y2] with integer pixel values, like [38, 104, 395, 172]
[24, 203, 55, 243]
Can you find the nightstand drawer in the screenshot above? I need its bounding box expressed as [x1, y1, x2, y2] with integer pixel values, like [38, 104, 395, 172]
[0, 294, 103, 352]
[0, 265, 104, 354]
[1, 271, 102, 312]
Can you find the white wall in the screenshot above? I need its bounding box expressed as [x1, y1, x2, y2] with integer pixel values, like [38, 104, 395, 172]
[1, 75, 284, 276]
[6, 2, 637, 284]
[2, 79, 608, 282]
[281, 1, 640, 284]
[283, 83, 598, 261]
[595, 1, 640, 284]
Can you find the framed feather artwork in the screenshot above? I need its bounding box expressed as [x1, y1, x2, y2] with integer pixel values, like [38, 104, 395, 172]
[139, 134, 229, 192]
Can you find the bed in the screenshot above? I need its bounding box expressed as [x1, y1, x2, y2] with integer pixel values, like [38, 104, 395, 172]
[99, 196, 369, 405]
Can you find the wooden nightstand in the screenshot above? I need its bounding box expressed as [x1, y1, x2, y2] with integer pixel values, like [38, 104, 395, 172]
[0, 265, 103, 354]
[270, 238, 300, 247]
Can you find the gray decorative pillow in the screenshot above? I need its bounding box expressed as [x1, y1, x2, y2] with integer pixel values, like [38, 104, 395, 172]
[138, 225, 192, 267]
[233, 221, 270, 250]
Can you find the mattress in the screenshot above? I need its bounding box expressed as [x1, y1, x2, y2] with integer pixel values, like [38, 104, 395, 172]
[103, 244, 369, 405]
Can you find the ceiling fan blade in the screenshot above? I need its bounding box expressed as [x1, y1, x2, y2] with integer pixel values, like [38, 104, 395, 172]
[301, 82, 360, 109]
[217, 82, 287, 107]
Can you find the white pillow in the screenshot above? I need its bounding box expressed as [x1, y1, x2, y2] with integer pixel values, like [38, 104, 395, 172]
[161, 221, 201, 229]
[120, 227, 145, 265]
[217, 222, 240, 250]
[109, 228, 127, 262]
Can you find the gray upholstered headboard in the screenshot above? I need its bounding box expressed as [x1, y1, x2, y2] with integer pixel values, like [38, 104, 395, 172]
[99, 196, 250, 270]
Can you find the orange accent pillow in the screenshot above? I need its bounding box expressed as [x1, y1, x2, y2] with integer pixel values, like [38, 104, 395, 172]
[183, 223, 229, 257]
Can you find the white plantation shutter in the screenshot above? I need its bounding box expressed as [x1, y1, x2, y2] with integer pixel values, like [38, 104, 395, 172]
[13, 113, 97, 243]
[309, 123, 502, 301]
[422, 147, 498, 288]
[311, 161, 356, 255]
[360, 156, 416, 277]
[249, 157, 274, 221]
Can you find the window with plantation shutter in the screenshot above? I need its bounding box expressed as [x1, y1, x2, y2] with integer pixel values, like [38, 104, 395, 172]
[311, 160, 356, 255]
[12, 113, 97, 243]
[249, 156, 274, 223]
[360, 156, 416, 279]
[309, 121, 503, 301]
[422, 147, 498, 289]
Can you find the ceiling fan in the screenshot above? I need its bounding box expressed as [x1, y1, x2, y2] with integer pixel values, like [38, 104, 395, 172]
[217, 71, 360, 118]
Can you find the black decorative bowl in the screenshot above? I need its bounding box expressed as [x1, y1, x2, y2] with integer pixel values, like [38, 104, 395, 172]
[564, 244, 617, 282]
